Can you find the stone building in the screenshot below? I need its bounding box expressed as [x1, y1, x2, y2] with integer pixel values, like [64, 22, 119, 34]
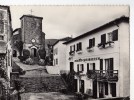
[0, 5, 12, 99]
[64, 16, 129, 98]
[13, 15, 45, 59]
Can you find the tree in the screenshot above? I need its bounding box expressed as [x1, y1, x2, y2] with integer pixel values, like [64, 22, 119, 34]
[14, 41, 23, 56]
[38, 48, 46, 59]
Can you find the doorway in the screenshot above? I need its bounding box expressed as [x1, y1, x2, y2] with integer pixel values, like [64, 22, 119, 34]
[80, 80, 84, 93]
[93, 81, 97, 98]
[31, 48, 37, 57]
[110, 83, 116, 97]
[70, 62, 74, 72]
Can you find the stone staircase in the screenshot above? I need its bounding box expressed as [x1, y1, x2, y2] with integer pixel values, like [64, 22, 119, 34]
[19, 75, 67, 93]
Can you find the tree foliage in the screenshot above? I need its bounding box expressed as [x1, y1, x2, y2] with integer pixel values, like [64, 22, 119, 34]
[14, 41, 23, 56]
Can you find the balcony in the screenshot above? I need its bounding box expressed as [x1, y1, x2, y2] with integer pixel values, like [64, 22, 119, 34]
[76, 50, 82, 54]
[86, 47, 94, 52]
[69, 51, 75, 56]
[87, 70, 118, 82]
[98, 41, 114, 49]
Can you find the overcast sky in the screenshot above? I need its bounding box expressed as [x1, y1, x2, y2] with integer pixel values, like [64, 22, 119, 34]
[10, 6, 129, 39]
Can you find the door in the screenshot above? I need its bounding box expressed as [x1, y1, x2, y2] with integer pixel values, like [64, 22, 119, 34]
[110, 83, 116, 97]
[31, 48, 37, 57]
[99, 82, 104, 98]
[80, 80, 84, 93]
[105, 82, 108, 95]
[100, 59, 103, 74]
[93, 81, 97, 98]
[70, 62, 74, 72]
[74, 79, 77, 92]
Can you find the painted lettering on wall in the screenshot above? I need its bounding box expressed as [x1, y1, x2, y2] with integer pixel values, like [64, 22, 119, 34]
[74, 57, 100, 62]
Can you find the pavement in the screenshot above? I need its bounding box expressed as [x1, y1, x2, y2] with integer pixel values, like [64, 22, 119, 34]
[21, 92, 76, 100]
[13, 58, 45, 71]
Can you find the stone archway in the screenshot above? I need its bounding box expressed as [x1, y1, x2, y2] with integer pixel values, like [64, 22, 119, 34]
[31, 48, 37, 57]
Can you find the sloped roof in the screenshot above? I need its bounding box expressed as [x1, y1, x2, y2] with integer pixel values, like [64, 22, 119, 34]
[53, 37, 72, 46]
[64, 16, 129, 44]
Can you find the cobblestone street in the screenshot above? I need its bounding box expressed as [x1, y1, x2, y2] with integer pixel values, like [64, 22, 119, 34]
[21, 92, 76, 100]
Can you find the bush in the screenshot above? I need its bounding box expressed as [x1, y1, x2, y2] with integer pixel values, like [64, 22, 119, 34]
[75, 92, 84, 100]
[23, 58, 35, 65]
[18, 56, 27, 62]
[38, 59, 45, 66]
[38, 49, 46, 59]
[23, 49, 30, 58]
[59, 88, 68, 94]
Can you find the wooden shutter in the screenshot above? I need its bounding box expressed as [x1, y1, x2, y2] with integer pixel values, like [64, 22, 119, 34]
[87, 63, 89, 72]
[101, 34, 106, 44]
[89, 39, 92, 48]
[93, 63, 95, 70]
[77, 43, 79, 51]
[77, 64, 79, 72]
[112, 30, 118, 41]
[93, 38, 95, 47]
[74, 45, 75, 51]
[109, 58, 113, 70]
[79, 42, 82, 50]
[82, 64, 84, 71]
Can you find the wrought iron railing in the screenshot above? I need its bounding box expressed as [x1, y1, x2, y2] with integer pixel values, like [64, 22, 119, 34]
[87, 70, 118, 82]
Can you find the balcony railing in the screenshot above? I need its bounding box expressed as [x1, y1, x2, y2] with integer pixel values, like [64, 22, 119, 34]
[87, 70, 118, 82]
[69, 51, 75, 56]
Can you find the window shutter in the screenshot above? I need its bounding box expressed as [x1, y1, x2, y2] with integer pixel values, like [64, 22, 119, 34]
[77, 64, 79, 72]
[79, 42, 82, 50]
[89, 39, 92, 48]
[77, 43, 79, 51]
[101, 34, 106, 44]
[93, 38, 95, 47]
[112, 30, 118, 41]
[87, 63, 89, 72]
[109, 58, 113, 70]
[93, 63, 95, 70]
[82, 64, 84, 71]
[70, 46, 72, 52]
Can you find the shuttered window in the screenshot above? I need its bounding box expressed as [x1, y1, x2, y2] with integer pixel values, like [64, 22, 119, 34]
[76, 42, 82, 51]
[89, 38, 95, 48]
[101, 34, 106, 44]
[112, 30, 118, 41]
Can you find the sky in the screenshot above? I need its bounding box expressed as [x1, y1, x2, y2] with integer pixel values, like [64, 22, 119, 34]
[10, 6, 129, 39]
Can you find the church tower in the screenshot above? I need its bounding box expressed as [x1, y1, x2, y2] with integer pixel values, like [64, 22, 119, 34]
[20, 15, 45, 57]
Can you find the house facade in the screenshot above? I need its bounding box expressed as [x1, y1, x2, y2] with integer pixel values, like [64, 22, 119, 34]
[0, 5, 12, 99]
[53, 37, 72, 73]
[64, 16, 129, 98]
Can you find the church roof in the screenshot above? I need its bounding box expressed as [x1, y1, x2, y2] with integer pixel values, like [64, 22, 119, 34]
[20, 15, 43, 20]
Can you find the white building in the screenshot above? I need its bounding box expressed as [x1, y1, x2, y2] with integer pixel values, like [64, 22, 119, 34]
[53, 37, 72, 73]
[64, 16, 129, 98]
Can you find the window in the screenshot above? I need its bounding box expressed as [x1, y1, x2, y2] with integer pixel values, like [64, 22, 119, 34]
[0, 21, 4, 33]
[53, 59, 55, 66]
[89, 38, 95, 48]
[108, 30, 118, 41]
[0, 12, 4, 20]
[112, 30, 118, 41]
[105, 58, 113, 71]
[76, 42, 82, 51]
[77, 64, 84, 72]
[0, 36, 4, 40]
[56, 59, 58, 65]
[70, 45, 75, 52]
[90, 63, 95, 70]
[101, 34, 106, 44]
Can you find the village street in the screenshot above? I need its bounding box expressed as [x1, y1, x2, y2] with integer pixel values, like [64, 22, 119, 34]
[21, 92, 76, 100]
